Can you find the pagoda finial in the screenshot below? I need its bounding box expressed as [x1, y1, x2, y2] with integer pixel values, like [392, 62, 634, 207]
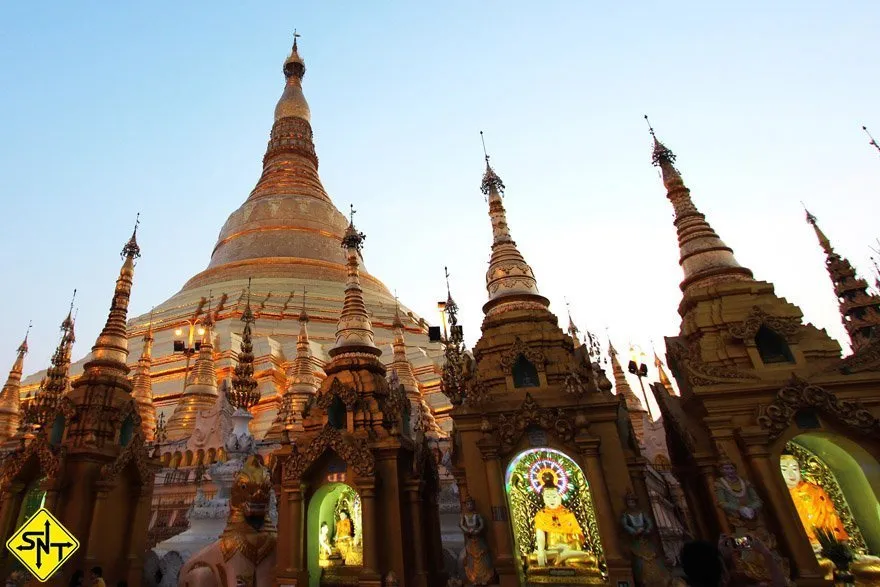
[646, 117, 753, 292]
[299, 288, 309, 322]
[89, 223, 140, 370]
[132, 308, 157, 441]
[331, 206, 379, 357]
[478, 132, 546, 313]
[0, 323, 32, 442]
[863, 125, 880, 157]
[24, 304, 78, 430]
[277, 29, 309, 121]
[19, 321, 32, 355]
[804, 208, 880, 352]
[565, 298, 581, 348]
[230, 278, 259, 411]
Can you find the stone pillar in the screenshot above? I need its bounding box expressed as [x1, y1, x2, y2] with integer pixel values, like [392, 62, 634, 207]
[405, 479, 429, 587]
[476, 439, 516, 583]
[739, 429, 824, 584]
[85, 485, 112, 563]
[126, 491, 153, 587]
[696, 457, 731, 536]
[274, 486, 291, 573]
[0, 483, 24, 543]
[357, 477, 382, 583]
[576, 436, 625, 562]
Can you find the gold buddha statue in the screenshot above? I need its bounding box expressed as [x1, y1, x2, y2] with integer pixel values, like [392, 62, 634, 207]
[529, 473, 596, 570]
[779, 454, 848, 546]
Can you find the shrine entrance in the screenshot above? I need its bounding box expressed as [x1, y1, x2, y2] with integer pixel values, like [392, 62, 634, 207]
[306, 482, 363, 587]
[504, 447, 606, 585]
[778, 433, 880, 578]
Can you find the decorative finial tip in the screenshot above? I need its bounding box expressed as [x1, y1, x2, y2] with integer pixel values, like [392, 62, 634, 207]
[122, 213, 142, 260]
[644, 114, 656, 137]
[342, 205, 366, 250]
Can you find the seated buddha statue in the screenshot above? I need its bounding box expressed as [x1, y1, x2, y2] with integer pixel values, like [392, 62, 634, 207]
[530, 473, 596, 569]
[779, 454, 848, 546]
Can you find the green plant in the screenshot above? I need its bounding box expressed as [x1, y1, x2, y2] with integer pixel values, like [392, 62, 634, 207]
[814, 526, 854, 570]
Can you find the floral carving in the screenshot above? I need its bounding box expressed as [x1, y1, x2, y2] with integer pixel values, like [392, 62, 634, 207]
[317, 377, 360, 411]
[729, 306, 801, 343]
[757, 376, 880, 441]
[499, 337, 546, 374]
[0, 434, 64, 489]
[493, 393, 575, 452]
[98, 428, 155, 488]
[666, 339, 758, 386]
[282, 425, 375, 481]
[837, 337, 880, 374]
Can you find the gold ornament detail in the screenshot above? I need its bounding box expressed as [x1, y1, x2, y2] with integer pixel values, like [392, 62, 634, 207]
[728, 306, 801, 342]
[494, 393, 576, 452]
[0, 434, 64, 490]
[499, 337, 546, 374]
[282, 425, 375, 481]
[784, 441, 867, 555]
[317, 377, 360, 411]
[837, 338, 880, 374]
[666, 340, 758, 386]
[98, 427, 155, 488]
[757, 377, 880, 441]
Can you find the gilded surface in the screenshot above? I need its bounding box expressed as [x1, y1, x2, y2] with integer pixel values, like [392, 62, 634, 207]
[757, 376, 880, 440]
[783, 441, 867, 554]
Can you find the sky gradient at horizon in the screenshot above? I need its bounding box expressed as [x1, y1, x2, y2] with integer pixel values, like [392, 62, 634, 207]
[1, 2, 878, 407]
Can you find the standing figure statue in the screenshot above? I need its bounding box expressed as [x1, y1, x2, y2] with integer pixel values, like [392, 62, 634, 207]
[458, 497, 495, 586]
[714, 460, 763, 533]
[620, 492, 671, 586]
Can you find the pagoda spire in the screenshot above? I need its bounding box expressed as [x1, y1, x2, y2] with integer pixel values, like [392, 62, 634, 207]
[608, 341, 646, 414]
[131, 311, 156, 441]
[0, 324, 31, 442]
[653, 350, 677, 396]
[87, 215, 141, 372]
[391, 295, 419, 392]
[166, 299, 219, 440]
[805, 208, 880, 351]
[479, 132, 549, 314]
[329, 206, 381, 357]
[24, 293, 77, 431]
[267, 290, 318, 440]
[646, 117, 754, 292]
[565, 299, 582, 349]
[230, 280, 260, 412]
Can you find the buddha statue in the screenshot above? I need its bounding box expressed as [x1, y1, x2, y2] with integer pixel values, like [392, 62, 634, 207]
[335, 510, 355, 562]
[530, 473, 596, 569]
[779, 454, 848, 547]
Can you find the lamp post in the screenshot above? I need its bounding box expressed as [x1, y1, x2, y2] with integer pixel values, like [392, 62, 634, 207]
[173, 318, 205, 392]
[627, 345, 656, 421]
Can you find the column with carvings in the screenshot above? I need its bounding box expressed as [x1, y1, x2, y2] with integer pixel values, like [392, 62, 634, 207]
[575, 435, 625, 563]
[356, 476, 382, 582]
[738, 428, 824, 583]
[476, 436, 515, 580]
[405, 479, 429, 587]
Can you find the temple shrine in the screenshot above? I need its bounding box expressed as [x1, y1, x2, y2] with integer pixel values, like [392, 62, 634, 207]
[0, 31, 879, 587]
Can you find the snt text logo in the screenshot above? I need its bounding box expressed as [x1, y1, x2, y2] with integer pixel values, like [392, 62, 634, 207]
[6, 507, 79, 582]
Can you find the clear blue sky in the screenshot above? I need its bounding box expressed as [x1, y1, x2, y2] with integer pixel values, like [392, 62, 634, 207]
[2, 1, 878, 375]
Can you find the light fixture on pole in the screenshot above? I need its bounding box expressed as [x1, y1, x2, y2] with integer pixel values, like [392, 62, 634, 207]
[627, 344, 655, 421]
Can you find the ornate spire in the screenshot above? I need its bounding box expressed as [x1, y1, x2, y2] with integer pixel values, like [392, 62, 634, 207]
[276, 30, 309, 122]
[0, 324, 31, 442]
[166, 300, 219, 440]
[24, 294, 77, 431]
[131, 310, 156, 441]
[653, 350, 677, 396]
[608, 341, 646, 414]
[391, 294, 420, 393]
[645, 116, 754, 292]
[804, 208, 880, 351]
[479, 132, 548, 314]
[330, 206, 381, 357]
[89, 215, 141, 371]
[565, 299, 581, 348]
[230, 280, 260, 411]
[863, 125, 880, 158]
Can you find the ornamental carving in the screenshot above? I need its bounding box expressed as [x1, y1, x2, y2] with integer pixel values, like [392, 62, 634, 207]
[729, 306, 801, 343]
[317, 378, 360, 411]
[0, 434, 64, 489]
[493, 393, 575, 453]
[836, 337, 880, 374]
[757, 376, 880, 441]
[282, 425, 375, 481]
[666, 339, 758, 387]
[499, 337, 546, 374]
[98, 429, 155, 488]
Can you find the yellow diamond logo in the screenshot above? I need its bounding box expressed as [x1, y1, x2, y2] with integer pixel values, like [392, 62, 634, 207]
[5, 507, 79, 582]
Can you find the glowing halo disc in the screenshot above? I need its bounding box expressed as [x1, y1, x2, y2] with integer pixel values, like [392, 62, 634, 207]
[528, 457, 569, 496]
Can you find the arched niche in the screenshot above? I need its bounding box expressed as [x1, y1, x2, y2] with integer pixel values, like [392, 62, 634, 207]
[755, 326, 794, 364]
[779, 433, 880, 556]
[327, 396, 346, 430]
[504, 447, 606, 583]
[512, 355, 540, 389]
[306, 482, 363, 587]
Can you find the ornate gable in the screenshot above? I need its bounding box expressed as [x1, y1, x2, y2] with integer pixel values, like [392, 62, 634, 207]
[282, 425, 375, 481]
[317, 377, 360, 411]
[493, 393, 576, 453]
[729, 305, 801, 343]
[757, 376, 880, 441]
[499, 337, 546, 374]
